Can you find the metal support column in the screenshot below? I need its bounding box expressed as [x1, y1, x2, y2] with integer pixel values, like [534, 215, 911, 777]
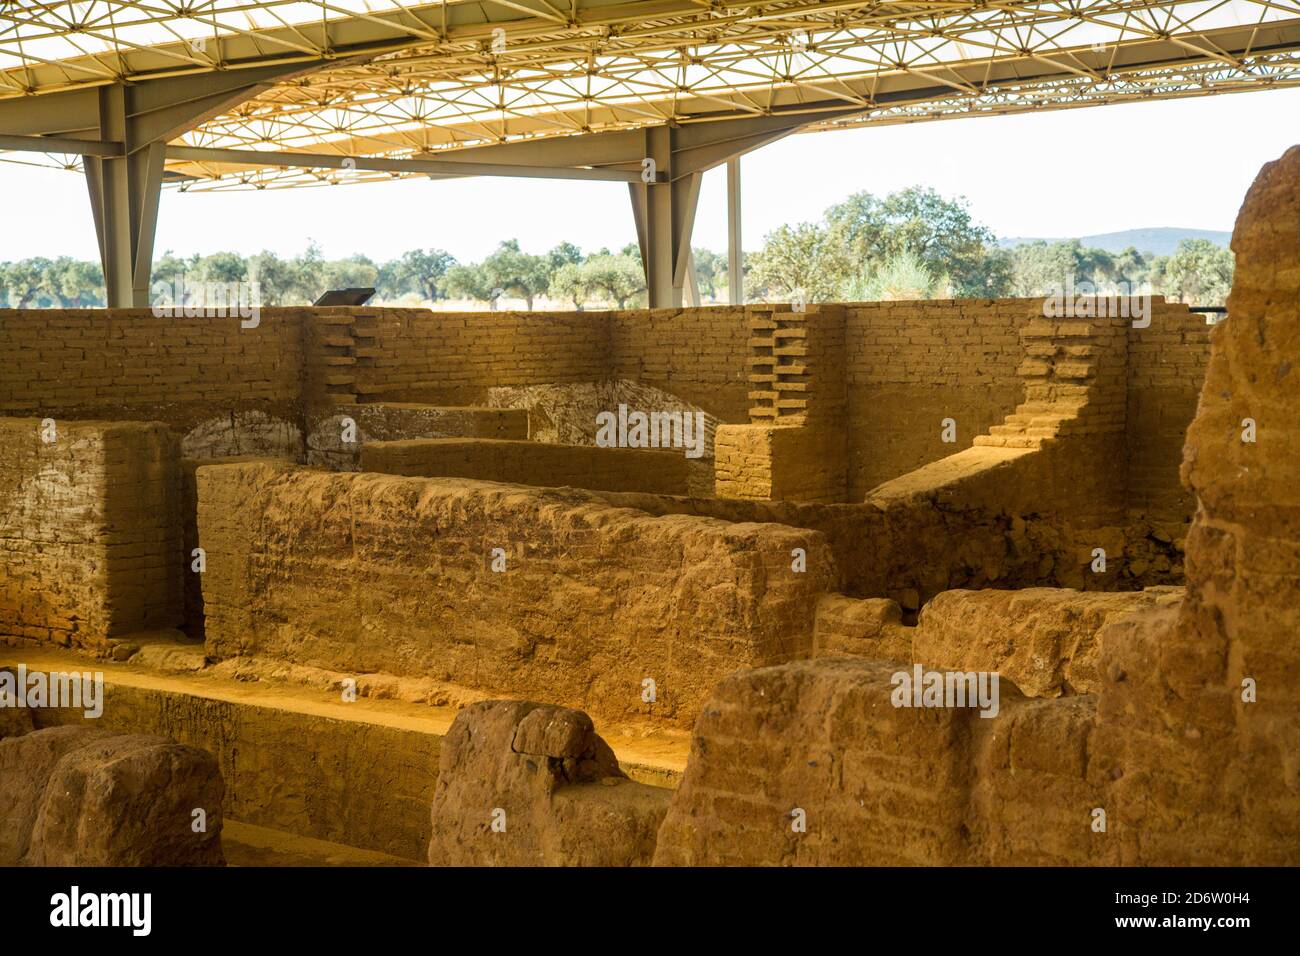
[84, 86, 166, 308]
[628, 125, 703, 308]
[727, 157, 743, 305]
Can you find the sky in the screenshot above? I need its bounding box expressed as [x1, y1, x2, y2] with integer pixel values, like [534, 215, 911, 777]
[2, 85, 1298, 265]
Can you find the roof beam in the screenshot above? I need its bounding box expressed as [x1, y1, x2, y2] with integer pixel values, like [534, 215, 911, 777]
[164, 144, 659, 182]
[0, 134, 121, 156]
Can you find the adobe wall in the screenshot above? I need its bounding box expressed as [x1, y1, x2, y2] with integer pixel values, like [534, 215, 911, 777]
[0, 307, 310, 459]
[608, 306, 751, 421]
[339, 309, 609, 405]
[651, 145, 1300, 868]
[0, 725, 225, 866]
[26, 666, 441, 860]
[0, 418, 183, 649]
[715, 305, 849, 503]
[307, 403, 530, 470]
[0, 301, 1211, 509]
[589, 491, 1092, 611]
[1094, 143, 1300, 865]
[362, 438, 692, 495]
[844, 299, 1029, 497]
[197, 462, 835, 728]
[651, 658, 1110, 866]
[844, 298, 1208, 499]
[428, 701, 669, 866]
[1125, 307, 1212, 532]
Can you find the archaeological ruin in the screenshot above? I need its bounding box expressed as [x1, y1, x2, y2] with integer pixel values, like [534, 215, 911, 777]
[2, 144, 1296, 871]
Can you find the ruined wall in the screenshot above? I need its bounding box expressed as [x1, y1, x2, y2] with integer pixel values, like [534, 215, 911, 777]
[591, 490, 1084, 612]
[362, 438, 692, 495]
[1123, 306, 1213, 579]
[608, 306, 750, 421]
[914, 587, 1180, 697]
[845, 299, 1028, 496]
[653, 146, 1300, 868]
[300, 307, 739, 449]
[715, 305, 848, 502]
[0, 726, 224, 866]
[428, 701, 668, 866]
[1095, 144, 1300, 866]
[339, 308, 609, 405]
[307, 402, 529, 470]
[28, 672, 440, 860]
[846, 298, 1209, 503]
[0, 301, 1211, 503]
[0, 308, 308, 459]
[652, 658, 1111, 866]
[198, 462, 835, 728]
[864, 311, 1138, 588]
[0, 419, 183, 649]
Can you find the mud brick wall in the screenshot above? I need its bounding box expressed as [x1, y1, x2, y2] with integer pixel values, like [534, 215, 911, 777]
[661, 146, 1300, 868]
[1095, 145, 1300, 866]
[654, 657, 1113, 866]
[715, 305, 848, 502]
[307, 403, 530, 470]
[844, 299, 1029, 497]
[361, 438, 691, 495]
[0, 301, 1212, 506]
[0, 724, 225, 866]
[913, 587, 1180, 698]
[333, 309, 610, 405]
[714, 425, 848, 503]
[0, 419, 183, 649]
[28, 674, 440, 860]
[197, 462, 835, 728]
[608, 307, 750, 421]
[0, 308, 307, 459]
[1125, 303, 1212, 525]
[653, 658, 977, 865]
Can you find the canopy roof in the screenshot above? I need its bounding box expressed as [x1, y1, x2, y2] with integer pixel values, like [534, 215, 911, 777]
[3, 1, 1300, 188]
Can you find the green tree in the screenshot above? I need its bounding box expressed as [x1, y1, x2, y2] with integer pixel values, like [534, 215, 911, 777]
[1152, 239, 1234, 305]
[286, 242, 326, 303]
[192, 251, 247, 285]
[549, 261, 590, 309]
[481, 240, 550, 309]
[843, 249, 944, 301]
[246, 250, 296, 305]
[44, 257, 104, 306]
[546, 242, 583, 272]
[323, 254, 379, 292]
[826, 186, 997, 296]
[1110, 246, 1151, 290]
[748, 222, 852, 303]
[691, 247, 724, 301]
[444, 262, 497, 306]
[391, 248, 456, 301]
[1008, 241, 1078, 297]
[581, 253, 645, 308]
[2, 259, 47, 307]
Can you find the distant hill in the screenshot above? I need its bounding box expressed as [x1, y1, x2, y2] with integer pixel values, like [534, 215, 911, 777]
[998, 227, 1231, 257]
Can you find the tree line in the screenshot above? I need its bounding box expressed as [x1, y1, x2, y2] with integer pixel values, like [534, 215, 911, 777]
[746, 186, 1235, 306]
[0, 186, 1233, 309]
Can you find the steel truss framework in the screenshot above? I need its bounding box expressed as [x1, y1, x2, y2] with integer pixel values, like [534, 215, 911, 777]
[1, 0, 1299, 306]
